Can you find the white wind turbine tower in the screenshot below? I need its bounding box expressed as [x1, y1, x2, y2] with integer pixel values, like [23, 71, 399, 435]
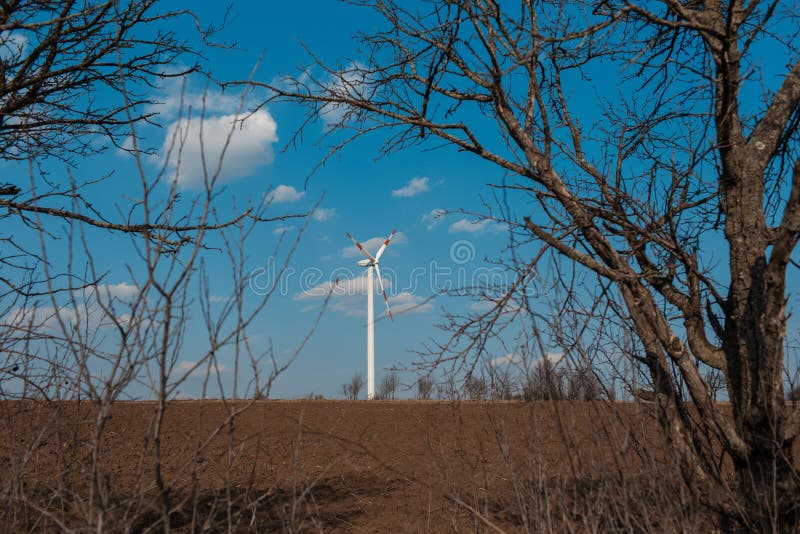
[345, 229, 397, 400]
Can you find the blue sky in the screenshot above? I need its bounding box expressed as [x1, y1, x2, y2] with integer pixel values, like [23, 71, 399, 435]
[1, 1, 534, 399]
[3, 1, 798, 400]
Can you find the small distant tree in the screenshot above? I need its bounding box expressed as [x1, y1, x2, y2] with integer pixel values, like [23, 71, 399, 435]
[341, 373, 363, 400]
[705, 369, 726, 403]
[489, 371, 516, 400]
[523, 359, 564, 401]
[376, 372, 399, 400]
[788, 382, 800, 403]
[564, 366, 602, 401]
[464, 375, 488, 400]
[415, 375, 434, 400]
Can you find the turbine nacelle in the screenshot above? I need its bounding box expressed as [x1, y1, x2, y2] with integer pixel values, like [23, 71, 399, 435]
[357, 259, 373, 267]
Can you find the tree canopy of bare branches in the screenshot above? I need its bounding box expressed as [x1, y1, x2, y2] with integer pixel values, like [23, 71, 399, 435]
[0, 1, 299, 300]
[0, 0, 202, 164]
[253, 0, 800, 529]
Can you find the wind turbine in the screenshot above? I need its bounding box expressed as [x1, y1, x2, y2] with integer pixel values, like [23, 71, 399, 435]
[345, 229, 397, 400]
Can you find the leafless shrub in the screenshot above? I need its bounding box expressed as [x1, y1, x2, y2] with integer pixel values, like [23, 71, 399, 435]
[522, 359, 565, 402]
[341, 373, 363, 400]
[375, 371, 398, 400]
[705, 369, 726, 402]
[415, 375, 434, 400]
[488, 368, 517, 400]
[464, 376, 488, 400]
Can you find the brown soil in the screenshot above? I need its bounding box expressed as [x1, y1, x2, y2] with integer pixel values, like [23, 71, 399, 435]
[0, 400, 744, 531]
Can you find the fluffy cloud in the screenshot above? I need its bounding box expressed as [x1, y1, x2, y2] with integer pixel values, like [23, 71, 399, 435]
[295, 274, 391, 301]
[266, 184, 304, 204]
[179, 360, 227, 377]
[320, 62, 372, 128]
[159, 110, 278, 189]
[74, 282, 140, 304]
[392, 177, 430, 197]
[0, 31, 28, 61]
[95, 282, 139, 302]
[4, 305, 81, 332]
[422, 208, 446, 229]
[448, 218, 504, 234]
[297, 277, 381, 318]
[146, 74, 278, 188]
[4, 303, 131, 332]
[273, 225, 297, 235]
[468, 300, 496, 312]
[312, 207, 336, 222]
[341, 232, 406, 258]
[295, 275, 431, 318]
[542, 352, 564, 365]
[490, 353, 521, 367]
[387, 292, 434, 316]
[147, 73, 253, 118]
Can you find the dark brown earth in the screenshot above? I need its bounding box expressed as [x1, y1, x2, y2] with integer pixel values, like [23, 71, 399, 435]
[0, 400, 751, 531]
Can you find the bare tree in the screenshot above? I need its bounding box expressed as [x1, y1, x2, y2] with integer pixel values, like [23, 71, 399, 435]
[0, 3, 323, 529]
[341, 373, 363, 400]
[376, 371, 399, 400]
[522, 358, 564, 402]
[464, 375, 487, 400]
[0, 0, 206, 164]
[415, 375, 434, 400]
[705, 369, 726, 403]
[253, 0, 800, 528]
[0, 1, 287, 304]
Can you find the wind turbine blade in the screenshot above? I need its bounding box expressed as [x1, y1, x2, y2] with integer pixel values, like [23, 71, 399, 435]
[345, 231, 376, 261]
[374, 229, 397, 260]
[373, 263, 393, 320]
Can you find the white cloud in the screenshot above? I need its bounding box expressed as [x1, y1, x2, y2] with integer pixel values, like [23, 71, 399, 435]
[266, 184, 304, 204]
[0, 31, 29, 61]
[296, 273, 428, 318]
[387, 292, 433, 316]
[295, 274, 391, 301]
[422, 208, 446, 229]
[490, 353, 521, 367]
[312, 207, 336, 222]
[340, 232, 406, 258]
[542, 352, 564, 365]
[448, 218, 504, 234]
[295, 271, 431, 318]
[97, 282, 139, 302]
[4, 303, 131, 332]
[179, 360, 227, 377]
[273, 225, 297, 235]
[159, 110, 278, 189]
[75, 282, 140, 304]
[4, 306, 80, 331]
[392, 177, 430, 197]
[147, 73, 250, 118]
[320, 62, 372, 128]
[469, 300, 496, 312]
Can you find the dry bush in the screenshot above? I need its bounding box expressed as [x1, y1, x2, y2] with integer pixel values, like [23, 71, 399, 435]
[415, 375, 434, 400]
[375, 372, 398, 400]
[341, 373, 363, 400]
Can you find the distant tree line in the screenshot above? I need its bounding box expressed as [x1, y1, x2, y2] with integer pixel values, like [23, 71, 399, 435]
[341, 360, 607, 401]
